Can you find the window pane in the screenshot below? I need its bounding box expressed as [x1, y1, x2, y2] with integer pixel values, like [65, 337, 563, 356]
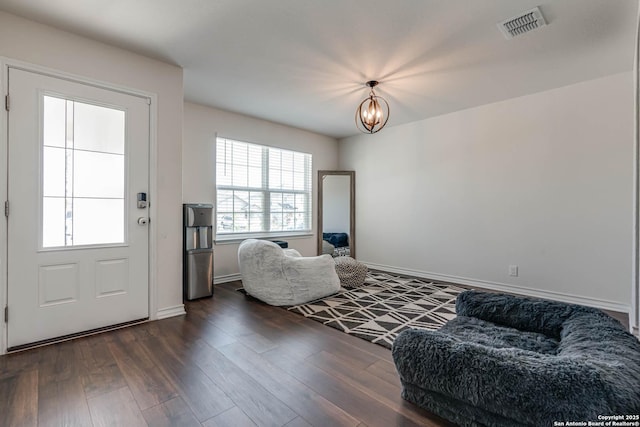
[248, 192, 264, 212]
[42, 197, 66, 247]
[216, 162, 232, 186]
[42, 147, 66, 197]
[293, 172, 305, 191]
[269, 168, 281, 190]
[282, 193, 297, 231]
[248, 213, 264, 232]
[282, 193, 295, 211]
[233, 213, 248, 232]
[248, 145, 262, 167]
[294, 194, 308, 230]
[281, 170, 294, 190]
[269, 150, 281, 170]
[43, 96, 66, 148]
[217, 139, 227, 162]
[281, 151, 294, 171]
[217, 190, 234, 212]
[232, 165, 248, 187]
[293, 153, 306, 172]
[73, 198, 124, 245]
[232, 144, 247, 165]
[234, 191, 249, 213]
[295, 193, 307, 211]
[270, 193, 283, 212]
[270, 213, 283, 231]
[216, 139, 232, 186]
[217, 213, 233, 231]
[73, 151, 124, 198]
[248, 166, 261, 188]
[74, 102, 125, 154]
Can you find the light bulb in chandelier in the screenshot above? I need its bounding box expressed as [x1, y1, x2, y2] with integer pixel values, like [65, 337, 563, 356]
[355, 80, 389, 134]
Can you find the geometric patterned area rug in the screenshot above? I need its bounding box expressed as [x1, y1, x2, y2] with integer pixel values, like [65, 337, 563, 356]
[287, 271, 467, 349]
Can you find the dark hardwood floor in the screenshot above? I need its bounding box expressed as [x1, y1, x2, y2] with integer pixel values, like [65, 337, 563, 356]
[0, 281, 454, 427]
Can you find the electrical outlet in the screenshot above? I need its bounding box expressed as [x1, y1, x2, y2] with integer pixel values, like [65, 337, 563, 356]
[509, 265, 518, 277]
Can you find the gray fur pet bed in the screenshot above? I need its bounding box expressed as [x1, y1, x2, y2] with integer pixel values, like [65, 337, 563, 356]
[392, 290, 640, 427]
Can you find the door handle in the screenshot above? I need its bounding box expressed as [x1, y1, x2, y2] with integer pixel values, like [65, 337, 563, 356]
[137, 217, 149, 225]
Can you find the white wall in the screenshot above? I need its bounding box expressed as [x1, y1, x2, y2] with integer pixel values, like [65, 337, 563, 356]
[0, 11, 185, 324]
[322, 175, 351, 235]
[340, 72, 633, 311]
[183, 102, 338, 281]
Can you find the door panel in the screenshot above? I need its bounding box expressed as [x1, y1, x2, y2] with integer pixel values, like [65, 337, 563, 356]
[7, 68, 150, 349]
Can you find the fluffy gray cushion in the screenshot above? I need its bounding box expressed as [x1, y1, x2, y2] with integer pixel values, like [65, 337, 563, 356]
[238, 239, 340, 306]
[392, 290, 640, 427]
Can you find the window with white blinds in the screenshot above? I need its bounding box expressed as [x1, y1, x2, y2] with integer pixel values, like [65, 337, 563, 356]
[216, 137, 313, 238]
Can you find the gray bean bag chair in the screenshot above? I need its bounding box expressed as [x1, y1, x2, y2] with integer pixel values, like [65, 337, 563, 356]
[392, 290, 640, 427]
[238, 239, 340, 306]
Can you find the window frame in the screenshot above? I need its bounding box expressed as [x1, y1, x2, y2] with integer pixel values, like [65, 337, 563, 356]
[214, 136, 313, 243]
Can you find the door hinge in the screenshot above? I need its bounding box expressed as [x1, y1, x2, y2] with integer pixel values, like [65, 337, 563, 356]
[4, 201, 8, 218]
[4, 306, 7, 323]
[4, 94, 9, 111]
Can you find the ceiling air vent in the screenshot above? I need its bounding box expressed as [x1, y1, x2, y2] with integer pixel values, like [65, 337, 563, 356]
[498, 7, 547, 39]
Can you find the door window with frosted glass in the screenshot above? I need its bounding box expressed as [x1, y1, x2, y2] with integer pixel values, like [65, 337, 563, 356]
[41, 95, 126, 248]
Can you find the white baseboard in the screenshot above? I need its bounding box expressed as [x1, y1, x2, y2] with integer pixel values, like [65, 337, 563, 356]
[214, 273, 242, 285]
[156, 304, 186, 319]
[366, 262, 631, 314]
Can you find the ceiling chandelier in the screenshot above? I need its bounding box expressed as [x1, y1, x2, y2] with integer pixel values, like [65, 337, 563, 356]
[355, 80, 390, 134]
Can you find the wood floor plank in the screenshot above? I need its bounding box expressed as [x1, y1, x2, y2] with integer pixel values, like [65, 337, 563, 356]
[87, 386, 147, 427]
[0, 369, 38, 426]
[37, 342, 93, 427]
[218, 342, 360, 427]
[202, 406, 257, 427]
[78, 334, 128, 399]
[191, 339, 298, 427]
[0, 347, 41, 379]
[284, 417, 314, 427]
[133, 326, 235, 422]
[365, 359, 402, 388]
[141, 396, 201, 427]
[167, 308, 238, 349]
[106, 328, 178, 410]
[237, 332, 278, 354]
[190, 305, 258, 337]
[309, 350, 401, 393]
[264, 331, 327, 360]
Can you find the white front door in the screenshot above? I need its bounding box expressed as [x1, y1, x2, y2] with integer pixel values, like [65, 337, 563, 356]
[6, 67, 150, 349]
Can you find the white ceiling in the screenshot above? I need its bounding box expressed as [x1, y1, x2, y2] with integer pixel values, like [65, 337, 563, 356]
[0, 0, 637, 139]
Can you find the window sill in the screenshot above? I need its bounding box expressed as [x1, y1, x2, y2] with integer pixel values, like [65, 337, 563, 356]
[214, 232, 313, 245]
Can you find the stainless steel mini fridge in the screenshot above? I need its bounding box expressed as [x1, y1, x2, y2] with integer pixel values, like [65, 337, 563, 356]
[183, 204, 214, 300]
